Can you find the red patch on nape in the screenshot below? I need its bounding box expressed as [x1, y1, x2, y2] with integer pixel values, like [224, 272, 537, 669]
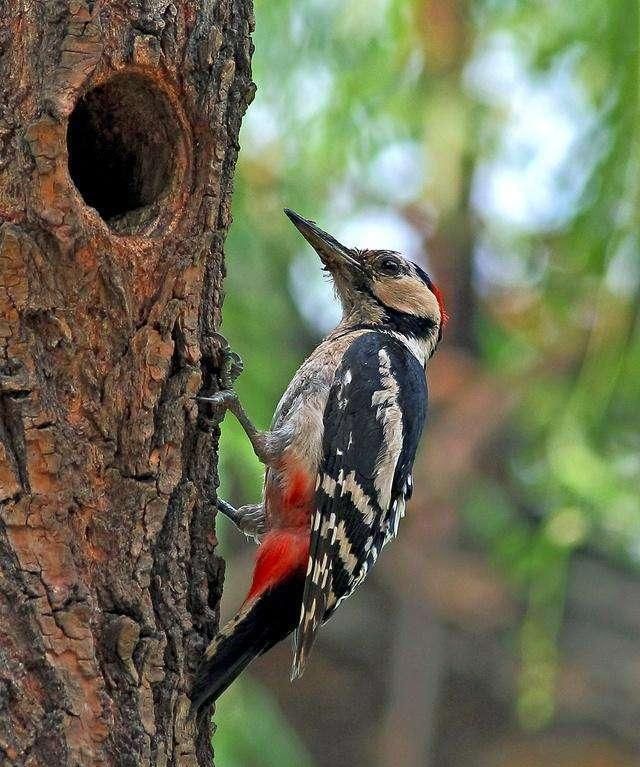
[246, 530, 309, 602]
[431, 281, 449, 326]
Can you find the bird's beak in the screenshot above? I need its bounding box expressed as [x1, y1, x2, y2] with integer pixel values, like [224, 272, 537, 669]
[284, 209, 364, 278]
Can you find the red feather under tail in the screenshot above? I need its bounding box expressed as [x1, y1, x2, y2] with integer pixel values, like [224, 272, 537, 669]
[246, 529, 309, 601]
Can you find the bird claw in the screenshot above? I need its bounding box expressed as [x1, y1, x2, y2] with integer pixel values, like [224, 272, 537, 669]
[215, 498, 237, 516]
[220, 350, 244, 390]
[213, 338, 244, 390]
[216, 498, 266, 543]
[197, 389, 238, 410]
[198, 340, 244, 408]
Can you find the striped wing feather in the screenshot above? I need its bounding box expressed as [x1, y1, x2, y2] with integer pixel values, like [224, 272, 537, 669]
[292, 332, 427, 677]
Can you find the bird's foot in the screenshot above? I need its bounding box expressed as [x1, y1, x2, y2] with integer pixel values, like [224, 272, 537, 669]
[198, 339, 244, 409]
[197, 389, 239, 411]
[218, 343, 244, 391]
[216, 498, 266, 543]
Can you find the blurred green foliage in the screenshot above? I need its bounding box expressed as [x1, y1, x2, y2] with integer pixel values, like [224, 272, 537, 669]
[215, 0, 640, 757]
[213, 679, 314, 767]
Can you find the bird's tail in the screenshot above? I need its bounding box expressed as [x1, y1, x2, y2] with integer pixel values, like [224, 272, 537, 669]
[190, 531, 308, 718]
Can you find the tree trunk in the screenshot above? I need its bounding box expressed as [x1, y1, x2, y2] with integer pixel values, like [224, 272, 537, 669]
[0, 1, 254, 765]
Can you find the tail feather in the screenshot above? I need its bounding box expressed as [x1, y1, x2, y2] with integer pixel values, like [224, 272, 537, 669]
[191, 573, 304, 718]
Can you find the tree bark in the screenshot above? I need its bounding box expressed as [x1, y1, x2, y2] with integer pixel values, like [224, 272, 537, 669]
[0, 1, 254, 765]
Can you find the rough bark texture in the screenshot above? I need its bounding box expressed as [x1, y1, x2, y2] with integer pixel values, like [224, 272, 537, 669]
[0, 1, 254, 765]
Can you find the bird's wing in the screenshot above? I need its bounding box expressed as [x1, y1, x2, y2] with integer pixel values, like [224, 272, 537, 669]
[292, 332, 427, 677]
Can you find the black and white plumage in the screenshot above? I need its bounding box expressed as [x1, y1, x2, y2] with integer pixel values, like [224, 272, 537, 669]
[293, 331, 427, 675]
[191, 209, 447, 717]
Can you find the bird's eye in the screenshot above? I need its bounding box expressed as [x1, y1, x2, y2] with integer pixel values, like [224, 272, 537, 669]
[379, 257, 401, 276]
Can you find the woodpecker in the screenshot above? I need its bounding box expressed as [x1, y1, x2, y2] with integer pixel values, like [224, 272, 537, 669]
[191, 209, 447, 716]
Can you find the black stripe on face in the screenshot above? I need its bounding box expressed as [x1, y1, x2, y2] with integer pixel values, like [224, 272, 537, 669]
[382, 306, 437, 339]
[358, 282, 436, 339]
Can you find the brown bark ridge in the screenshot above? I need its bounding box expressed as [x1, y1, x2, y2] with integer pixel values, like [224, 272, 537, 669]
[0, 1, 254, 765]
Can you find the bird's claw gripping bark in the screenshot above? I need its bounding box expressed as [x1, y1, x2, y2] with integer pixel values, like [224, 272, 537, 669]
[197, 389, 239, 411]
[219, 348, 244, 391]
[216, 498, 266, 543]
[198, 339, 243, 407]
[198, 339, 278, 466]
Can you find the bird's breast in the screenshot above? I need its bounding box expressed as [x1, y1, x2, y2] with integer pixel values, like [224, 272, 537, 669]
[265, 328, 370, 530]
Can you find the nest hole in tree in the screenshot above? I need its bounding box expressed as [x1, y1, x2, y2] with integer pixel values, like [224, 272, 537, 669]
[67, 73, 183, 234]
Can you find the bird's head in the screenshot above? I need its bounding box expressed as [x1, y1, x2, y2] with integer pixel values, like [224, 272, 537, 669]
[285, 209, 448, 358]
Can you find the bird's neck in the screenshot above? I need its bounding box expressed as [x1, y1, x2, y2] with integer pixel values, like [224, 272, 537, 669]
[330, 312, 435, 368]
[339, 302, 385, 329]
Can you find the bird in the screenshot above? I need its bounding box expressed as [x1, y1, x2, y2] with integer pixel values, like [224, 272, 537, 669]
[191, 209, 447, 717]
